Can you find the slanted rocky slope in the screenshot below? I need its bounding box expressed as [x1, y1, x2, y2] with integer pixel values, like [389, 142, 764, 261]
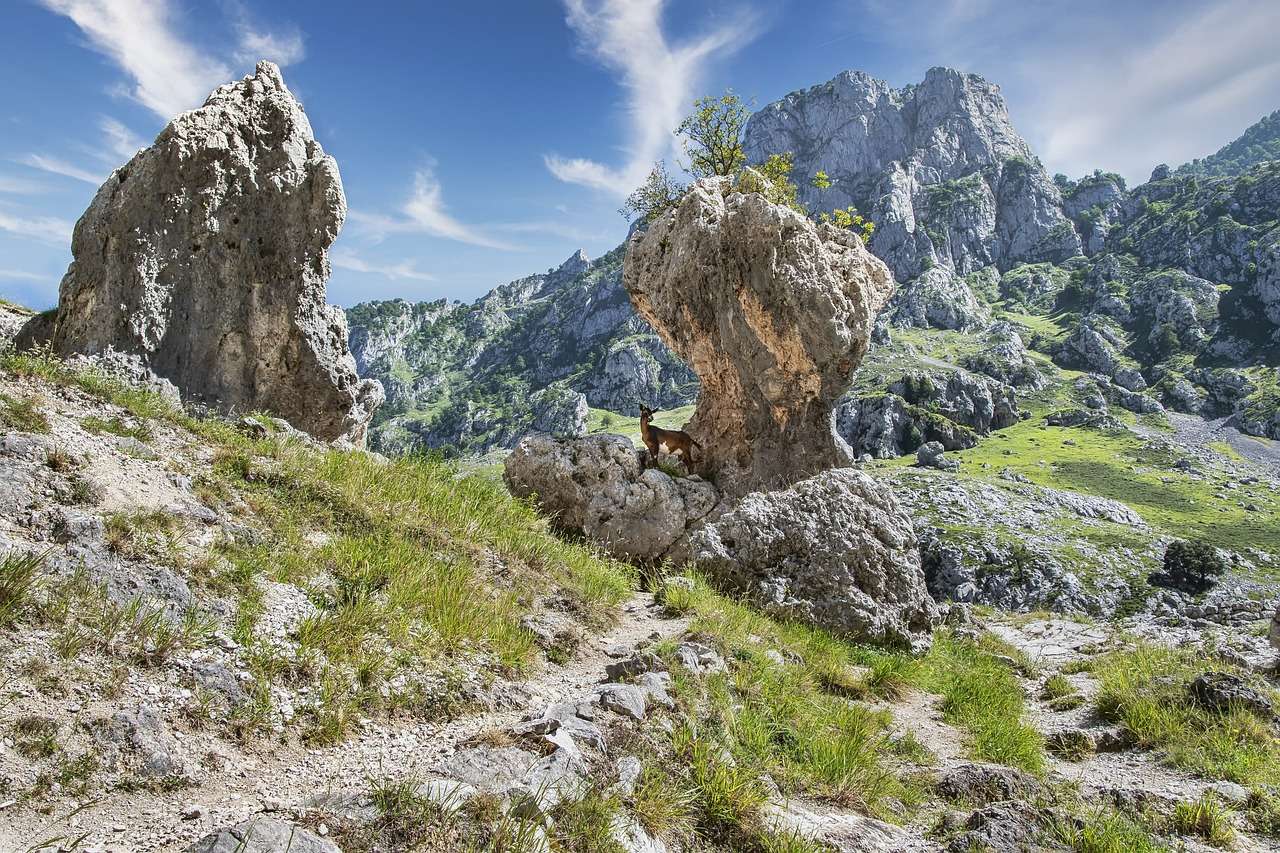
[20, 61, 382, 446]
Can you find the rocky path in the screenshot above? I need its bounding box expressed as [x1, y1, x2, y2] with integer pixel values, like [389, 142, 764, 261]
[993, 617, 1270, 853]
[7, 593, 690, 853]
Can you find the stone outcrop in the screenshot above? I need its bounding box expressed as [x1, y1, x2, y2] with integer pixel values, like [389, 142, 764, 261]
[187, 818, 340, 853]
[623, 177, 896, 497]
[503, 434, 722, 562]
[887, 267, 990, 331]
[21, 61, 382, 445]
[835, 393, 978, 459]
[961, 321, 1046, 388]
[688, 469, 939, 649]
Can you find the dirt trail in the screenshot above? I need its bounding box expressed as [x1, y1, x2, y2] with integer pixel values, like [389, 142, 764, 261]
[7, 593, 690, 853]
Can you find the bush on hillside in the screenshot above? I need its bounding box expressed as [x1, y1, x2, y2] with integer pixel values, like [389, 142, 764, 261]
[1158, 539, 1228, 591]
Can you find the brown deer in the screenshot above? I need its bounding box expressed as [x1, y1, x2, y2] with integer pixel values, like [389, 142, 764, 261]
[639, 405, 701, 471]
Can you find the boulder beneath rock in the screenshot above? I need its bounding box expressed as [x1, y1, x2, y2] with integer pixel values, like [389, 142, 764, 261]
[1188, 671, 1274, 718]
[503, 433, 722, 562]
[688, 468, 939, 649]
[22, 61, 383, 445]
[187, 818, 340, 853]
[934, 763, 1045, 807]
[623, 176, 895, 498]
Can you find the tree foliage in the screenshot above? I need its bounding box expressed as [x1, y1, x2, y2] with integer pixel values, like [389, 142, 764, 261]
[1162, 539, 1228, 589]
[619, 161, 687, 224]
[677, 90, 750, 179]
[619, 89, 878, 243]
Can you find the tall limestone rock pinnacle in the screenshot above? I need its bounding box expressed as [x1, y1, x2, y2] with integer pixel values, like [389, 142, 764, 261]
[743, 67, 1080, 283]
[25, 61, 383, 445]
[623, 176, 896, 498]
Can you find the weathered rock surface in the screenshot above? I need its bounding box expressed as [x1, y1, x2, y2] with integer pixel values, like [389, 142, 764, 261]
[688, 468, 939, 648]
[888, 266, 990, 330]
[624, 177, 896, 497]
[835, 393, 978, 459]
[187, 818, 340, 853]
[23, 61, 382, 445]
[503, 434, 721, 562]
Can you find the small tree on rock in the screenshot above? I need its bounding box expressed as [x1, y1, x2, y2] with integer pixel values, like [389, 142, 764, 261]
[619, 161, 687, 224]
[677, 91, 750, 179]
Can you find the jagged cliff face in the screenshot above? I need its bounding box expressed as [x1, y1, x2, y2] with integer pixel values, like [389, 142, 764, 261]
[346, 247, 695, 455]
[743, 67, 1080, 282]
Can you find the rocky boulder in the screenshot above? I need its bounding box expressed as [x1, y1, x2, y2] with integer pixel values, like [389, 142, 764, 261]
[623, 177, 895, 498]
[503, 433, 722, 562]
[187, 818, 340, 853]
[688, 468, 939, 649]
[889, 369, 1021, 434]
[22, 61, 383, 445]
[529, 387, 588, 438]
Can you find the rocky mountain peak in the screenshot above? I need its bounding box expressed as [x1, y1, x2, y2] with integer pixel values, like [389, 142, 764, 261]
[745, 66, 1077, 286]
[557, 248, 591, 276]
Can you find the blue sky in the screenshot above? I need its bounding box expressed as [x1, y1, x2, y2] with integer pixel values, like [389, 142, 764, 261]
[2, 0, 1279, 310]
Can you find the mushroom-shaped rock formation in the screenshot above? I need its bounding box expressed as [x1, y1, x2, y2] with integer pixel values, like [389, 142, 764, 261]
[21, 61, 382, 445]
[623, 176, 896, 497]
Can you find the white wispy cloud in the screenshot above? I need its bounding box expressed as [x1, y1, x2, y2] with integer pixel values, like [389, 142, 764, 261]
[18, 117, 142, 187]
[331, 248, 435, 282]
[19, 154, 101, 185]
[351, 167, 519, 251]
[492, 220, 609, 242]
[0, 268, 50, 283]
[230, 1, 306, 66]
[545, 0, 761, 195]
[0, 209, 75, 245]
[1029, 0, 1280, 180]
[853, 0, 1280, 183]
[98, 116, 144, 162]
[0, 175, 47, 195]
[40, 0, 232, 119]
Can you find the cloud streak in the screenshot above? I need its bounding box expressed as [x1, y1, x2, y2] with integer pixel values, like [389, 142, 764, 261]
[0, 268, 50, 283]
[545, 0, 760, 195]
[0, 209, 75, 245]
[19, 154, 101, 185]
[351, 167, 519, 251]
[40, 0, 231, 119]
[98, 116, 144, 162]
[331, 249, 435, 282]
[40, 0, 306, 121]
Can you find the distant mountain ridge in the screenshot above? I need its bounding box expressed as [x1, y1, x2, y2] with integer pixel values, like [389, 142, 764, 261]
[346, 67, 1280, 455]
